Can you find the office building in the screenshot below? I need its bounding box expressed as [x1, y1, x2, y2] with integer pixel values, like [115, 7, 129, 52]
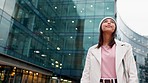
[117, 15, 148, 83]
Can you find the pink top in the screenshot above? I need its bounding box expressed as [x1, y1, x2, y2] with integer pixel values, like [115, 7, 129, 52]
[101, 44, 117, 78]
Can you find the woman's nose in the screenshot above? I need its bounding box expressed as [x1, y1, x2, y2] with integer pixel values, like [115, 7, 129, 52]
[107, 22, 111, 24]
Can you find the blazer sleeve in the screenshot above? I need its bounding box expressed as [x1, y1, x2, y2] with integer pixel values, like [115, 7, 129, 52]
[80, 48, 91, 83]
[125, 45, 139, 83]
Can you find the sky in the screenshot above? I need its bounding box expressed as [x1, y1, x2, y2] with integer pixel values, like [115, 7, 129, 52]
[117, 0, 148, 36]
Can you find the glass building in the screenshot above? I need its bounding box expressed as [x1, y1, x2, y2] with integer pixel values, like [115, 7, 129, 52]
[117, 15, 148, 83]
[0, 0, 116, 83]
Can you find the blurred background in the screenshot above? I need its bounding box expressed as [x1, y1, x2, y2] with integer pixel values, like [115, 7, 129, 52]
[0, 0, 147, 83]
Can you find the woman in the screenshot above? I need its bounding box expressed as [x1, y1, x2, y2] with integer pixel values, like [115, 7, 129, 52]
[80, 17, 138, 83]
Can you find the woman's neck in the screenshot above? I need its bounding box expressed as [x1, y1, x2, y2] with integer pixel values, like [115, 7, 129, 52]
[103, 33, 112, 46]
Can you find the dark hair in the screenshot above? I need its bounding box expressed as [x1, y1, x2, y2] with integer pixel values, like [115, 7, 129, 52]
[97, 18, 117, 48]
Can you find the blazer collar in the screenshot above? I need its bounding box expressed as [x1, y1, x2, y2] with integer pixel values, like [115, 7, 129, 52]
[91, 39, 127, 70]
[115, 40, 127, 70]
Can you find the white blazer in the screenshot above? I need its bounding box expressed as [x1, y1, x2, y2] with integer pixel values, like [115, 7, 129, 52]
[80, 40, 139, 83]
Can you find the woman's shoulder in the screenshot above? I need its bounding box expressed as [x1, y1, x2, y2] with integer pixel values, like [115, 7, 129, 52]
[115, 39, 132, 47]
[88, 44, 98, 50]
[88, 44, 98, 51]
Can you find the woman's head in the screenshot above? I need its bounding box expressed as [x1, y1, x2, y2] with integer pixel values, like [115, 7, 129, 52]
[100, 18, 117, 34]
[97, 17, 117, 48]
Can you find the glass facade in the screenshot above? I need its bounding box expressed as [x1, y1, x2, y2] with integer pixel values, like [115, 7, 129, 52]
[0, 65, 50, 83]
[0, 0, 116, 83]
[117, 15, 148, 83]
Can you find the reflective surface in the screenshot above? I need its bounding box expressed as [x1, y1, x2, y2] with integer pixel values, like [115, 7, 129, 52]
[117, 15, 148, 83]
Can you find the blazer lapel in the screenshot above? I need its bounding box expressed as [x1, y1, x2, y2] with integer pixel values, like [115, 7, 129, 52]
[115, 40, 127, 71]
[91, 47, 101, 64]
[90, 40, 127, 71]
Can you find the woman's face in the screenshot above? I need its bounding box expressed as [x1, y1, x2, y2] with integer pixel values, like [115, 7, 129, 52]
[101, 18, 116, 34]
